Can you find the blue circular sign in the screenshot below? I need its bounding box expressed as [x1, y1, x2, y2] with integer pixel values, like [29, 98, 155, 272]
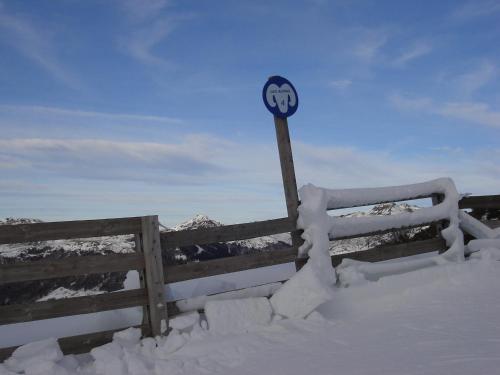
[262, 76, 299, 118]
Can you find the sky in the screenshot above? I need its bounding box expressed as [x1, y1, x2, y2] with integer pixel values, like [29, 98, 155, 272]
[0, 0, 499, 226]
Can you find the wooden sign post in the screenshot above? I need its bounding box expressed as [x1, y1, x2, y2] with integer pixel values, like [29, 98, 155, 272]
[273, 116, 303, 253]
[263, 76, 303, 257]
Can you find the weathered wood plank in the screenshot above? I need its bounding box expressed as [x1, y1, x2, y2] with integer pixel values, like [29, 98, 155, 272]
[0, 217, 142, 244]
[484, 220, 500, 229]
[330, 221, 438, 241]
[141, 216, 168, 336]
[330, 237, 446, 266]
[0, 253, 144, 284]
[459, 195, 500, 210]
[0, 289, 148, 325]
[164, 247, 297, 283]
[160, 217, 293, 249]
[273, 116, 303, 256]
[326, 193, 434, 210]
[0, 325, 150, 361]
[293, 238, 446, 269]
[166, 280, 285, 316]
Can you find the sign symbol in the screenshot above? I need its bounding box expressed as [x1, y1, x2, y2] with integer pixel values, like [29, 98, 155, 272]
[262, 76, 299, 118]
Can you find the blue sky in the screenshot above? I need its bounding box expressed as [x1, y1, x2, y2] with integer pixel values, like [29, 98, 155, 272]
[1, 0, 499, 226]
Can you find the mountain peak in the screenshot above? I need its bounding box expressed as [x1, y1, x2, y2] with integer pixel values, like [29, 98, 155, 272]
[369, 202, 418, 216]
[171, 214, 223, 231]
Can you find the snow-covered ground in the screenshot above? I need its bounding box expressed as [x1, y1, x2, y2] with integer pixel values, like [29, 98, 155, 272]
[2, 179, 500, 374]
[2, 251, 500, 374]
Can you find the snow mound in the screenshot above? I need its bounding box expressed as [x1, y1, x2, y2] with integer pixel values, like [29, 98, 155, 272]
[3, 338, 64, 374]
[205, 297, 273, 334]
[271, 185, 336, 318]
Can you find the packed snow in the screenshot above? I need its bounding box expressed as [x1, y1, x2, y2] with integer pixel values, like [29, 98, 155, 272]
[205, 298, 273, 335]
[2, 251, 500, 374]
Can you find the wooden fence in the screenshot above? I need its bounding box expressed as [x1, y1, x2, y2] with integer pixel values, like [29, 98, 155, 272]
[0, 216, 167, 359]
[1, 195, 499, 359]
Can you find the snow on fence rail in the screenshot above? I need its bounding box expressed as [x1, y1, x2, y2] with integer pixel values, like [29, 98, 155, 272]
[1, 192, 499, 359]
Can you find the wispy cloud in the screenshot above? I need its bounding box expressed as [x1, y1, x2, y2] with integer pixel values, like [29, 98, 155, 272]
[0, 4, 80, 89]
[389, 93, 500, 128]
[454, 61, 497, 95]
[351, 29, 388, 63]
[0, 104, 183, 125]
[0, 136, 228, 183]
[3, 134, 500, 222]
[450, 0, 500, 21]
[393, 41, 432, 67]
[328, 79, 352, 90]
[117, 0, 178, 67]
[120, 0, 170, 23]
[388, 94, 433, 111]
[438, 102, 500, 128]
[2, 134, 500, 194]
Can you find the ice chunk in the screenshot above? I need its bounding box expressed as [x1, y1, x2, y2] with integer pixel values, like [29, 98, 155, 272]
[169, 311, 200, 331]
[270, 262, 334, 318]
[205, 297, 272, 335]
[175, 282, 281, 313]
[112, 327, 141, 348]
[91, 342, 127, 375]
[459, 211, 500, 240]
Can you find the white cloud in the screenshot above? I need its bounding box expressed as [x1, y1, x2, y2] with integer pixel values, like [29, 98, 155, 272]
[389, 94, 433, 111]
[0, 5, 80, 89]
[437, 102, 500, 128]
[0, 104, 183, 125]
[120, 0, 170, 23]
[124, 18, 175, 66]
[117, 0, 177, 67]
[2, 135, 500, 195]
[3, 133, 500, 222]
[393, 41, 432, 66]
[454, 61, 497, 95]
[329, 79, 352, 90]
[0, 136, 229, 182]
[451, 1, 500, 21]
[350, 28, 388, 63]
[390, 93, 500, 128]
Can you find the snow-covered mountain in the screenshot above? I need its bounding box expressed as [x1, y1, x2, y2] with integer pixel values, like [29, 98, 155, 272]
[165, 214, 290, 263]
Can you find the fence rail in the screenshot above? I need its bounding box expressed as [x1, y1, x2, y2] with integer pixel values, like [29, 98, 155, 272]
[0, 289, 148, 325]
[0, 217, 142, 244]
[0, 253, 144, 284]
[1, 194, 499, 360]
[160, 217, 293, 248]
[459, 195, 500, 209]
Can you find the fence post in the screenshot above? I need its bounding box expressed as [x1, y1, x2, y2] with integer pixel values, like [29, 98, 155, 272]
[134, 234, 150, 335]
[431, 193, 448, 254]
[141, 216, 168, 336]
